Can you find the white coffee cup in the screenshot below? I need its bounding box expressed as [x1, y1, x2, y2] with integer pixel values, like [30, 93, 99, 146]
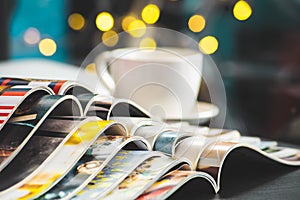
[95, 47, 203, 119]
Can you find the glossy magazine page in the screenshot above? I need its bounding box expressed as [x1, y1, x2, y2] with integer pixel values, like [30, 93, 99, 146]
[0, 118, 119, 199]
[101, 156, 191, 200]
[0, 77, 93, 96]
[39, 135, 150, 200]
[0, 95, 82, 172]
[0, 85, 53, 131]
[72, 151, 163, 200]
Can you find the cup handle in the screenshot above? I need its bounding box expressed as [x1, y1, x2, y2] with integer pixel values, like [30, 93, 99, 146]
[96, 51, 115, 94]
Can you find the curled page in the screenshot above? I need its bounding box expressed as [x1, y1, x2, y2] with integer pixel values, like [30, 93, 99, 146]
[0, 94, 82, 172]
[0, 85, 53, 131]
[0, 77, 93, 96]
[0, 118, 128, 199]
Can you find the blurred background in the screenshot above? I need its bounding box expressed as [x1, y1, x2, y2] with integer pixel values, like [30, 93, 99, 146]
[1, 0, 300, 144]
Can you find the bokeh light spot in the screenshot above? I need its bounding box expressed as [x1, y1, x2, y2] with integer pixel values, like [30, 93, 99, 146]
[233, 0, 252, 21]
[188, 15, 206, 33]
[102, 30, 119, 47]
[139, 37, 157, 49]
[128, 20, 146, 38]
[96, 12, 114, 31]
[68, 13, 85, 31]
[199, 36, 219, 54]
[38, 38, 57, 56]
[85, 63, 97, 74]
[23, 27, 40, 45]
[122, 15, 136, 31]
[141, 4, 160, 24]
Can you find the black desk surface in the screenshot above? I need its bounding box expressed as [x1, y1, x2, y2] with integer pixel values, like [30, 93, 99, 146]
[170, 142, 300, 200]
[212, 164, 300, 200]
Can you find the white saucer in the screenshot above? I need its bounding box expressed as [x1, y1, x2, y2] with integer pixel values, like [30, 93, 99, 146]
[164, 101, 219, 124]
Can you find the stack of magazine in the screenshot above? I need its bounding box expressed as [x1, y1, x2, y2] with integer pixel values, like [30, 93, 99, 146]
[0, 77, 299, 200]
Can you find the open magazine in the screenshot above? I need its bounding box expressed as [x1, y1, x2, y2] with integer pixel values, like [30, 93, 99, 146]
[0, 76, 300, 200]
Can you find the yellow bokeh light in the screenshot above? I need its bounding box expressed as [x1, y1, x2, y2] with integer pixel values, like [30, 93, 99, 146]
[85, 63, 97, 74]
[102, 30, 119, 47]
[68, 13, 85, 31]
[139, 37, 157, 49]
[38, 38, 57, 56]
[141, 4, 160, 24]
[199, 36, 219, 55]
[122, 15, 136, 31]
[128, 20, 146, 38]
[96, 12, 114, 31]
[188, 15, 206, 33]
[233, 0, 252, 21]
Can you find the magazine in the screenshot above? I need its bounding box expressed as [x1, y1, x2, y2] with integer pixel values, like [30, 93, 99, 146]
[75, 153, 190, 199]
[39, 150, 159, 200]
[0, 76, 300, 200]
[0, 83, 150, 173]
[0, 85, 53, 131]
[0, 117, 150, 199]
[0, 77, 92, 96]
[137, 142, 300, 199]
[0, 93, 83, 172]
